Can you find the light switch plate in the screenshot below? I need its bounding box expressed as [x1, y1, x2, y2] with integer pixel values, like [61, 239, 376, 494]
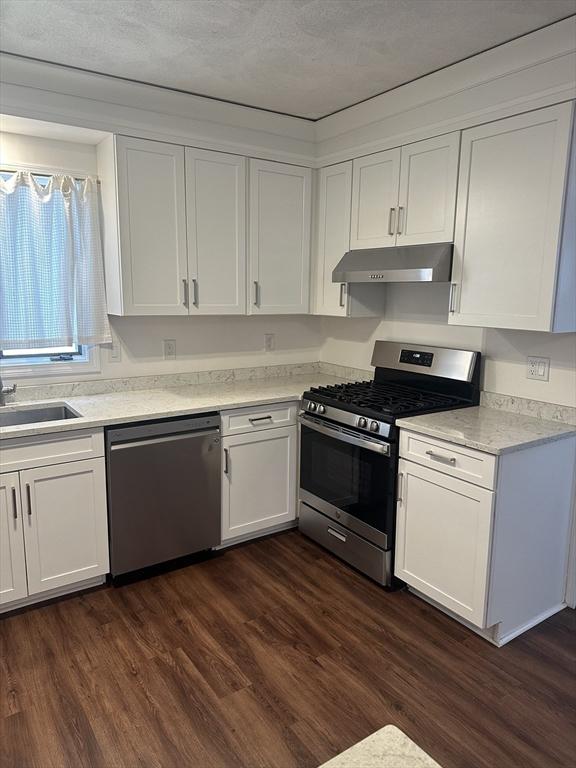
[526, 356, 550, 381]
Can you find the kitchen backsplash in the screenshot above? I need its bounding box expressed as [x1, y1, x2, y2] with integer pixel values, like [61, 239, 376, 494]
[9, 360, 575, 425]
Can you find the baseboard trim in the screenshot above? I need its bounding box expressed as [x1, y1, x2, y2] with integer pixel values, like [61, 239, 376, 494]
[217, 520, 298, 550]
[494, 603, 567, 646]
[408, 588, 568, 646]
[0, 575, 106, 616]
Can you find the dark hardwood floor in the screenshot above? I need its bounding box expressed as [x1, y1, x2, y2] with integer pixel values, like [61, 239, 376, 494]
[1, 530, 575, 768]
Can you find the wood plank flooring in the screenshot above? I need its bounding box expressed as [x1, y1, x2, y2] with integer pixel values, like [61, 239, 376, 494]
[1, 530, 575, 768]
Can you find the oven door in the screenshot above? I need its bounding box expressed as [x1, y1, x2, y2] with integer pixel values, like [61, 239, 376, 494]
[299, 415, 397, 549]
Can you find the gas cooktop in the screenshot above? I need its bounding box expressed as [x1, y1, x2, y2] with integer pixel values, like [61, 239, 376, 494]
[306, 380, 467, 421]
[301, 342, 481, 439]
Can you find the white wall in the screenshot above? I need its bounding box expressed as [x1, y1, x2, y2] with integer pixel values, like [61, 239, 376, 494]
[0, 131, 98, 174]
[320, 284, 576, 408]
[103, 315, 322, 378]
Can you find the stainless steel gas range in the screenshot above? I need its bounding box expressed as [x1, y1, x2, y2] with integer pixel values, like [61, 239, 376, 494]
[298, 341, 481, 588]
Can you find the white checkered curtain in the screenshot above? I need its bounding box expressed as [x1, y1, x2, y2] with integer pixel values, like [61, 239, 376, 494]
[0, 171, 111, 350]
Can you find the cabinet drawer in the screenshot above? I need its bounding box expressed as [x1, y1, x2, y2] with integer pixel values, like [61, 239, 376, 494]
[299, 502, 390, 586]
[399, 430, 496, 489]
[221, 402, 297, 436]
[0, 429, 104, 473]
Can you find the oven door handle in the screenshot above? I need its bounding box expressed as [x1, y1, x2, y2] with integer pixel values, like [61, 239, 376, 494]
[299, 416, 391, 456]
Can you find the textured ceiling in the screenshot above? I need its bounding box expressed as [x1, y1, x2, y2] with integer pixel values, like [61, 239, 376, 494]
[1, 0, 575, 119]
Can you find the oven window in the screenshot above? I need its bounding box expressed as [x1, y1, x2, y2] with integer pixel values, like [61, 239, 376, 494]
[300, 424, 395, 535]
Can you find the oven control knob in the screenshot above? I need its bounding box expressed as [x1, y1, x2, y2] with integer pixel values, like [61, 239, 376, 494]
[317, 404, 326, 415]
[308, 402, 317, 412]
[357, 417, 367, 429]
[370, 421, 380, 433]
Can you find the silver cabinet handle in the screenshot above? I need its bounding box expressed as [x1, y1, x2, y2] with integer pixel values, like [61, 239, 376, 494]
[11, 487, 18, 520]
[397, 472, 404, 503]
[327, 527, 346, 543]
[339, 283, 346, 308]
[397, 206, 404, 235]
[426, 450, 456, 466]
[192, 278, 199, 308]
[182, 278, 189, 308]
[223, 447, 230, 475]
[253, 280, 260, 307]
[25, 483, 32, 517]
[449, 283, 457, 313]
[249, 415, 273, 425]
[388, 207, 397, 236]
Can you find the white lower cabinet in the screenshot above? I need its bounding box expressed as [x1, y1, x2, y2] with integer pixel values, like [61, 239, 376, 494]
[395, 458, 494, 627]
[0, 430, 109, 611]
[0, 473, 28, 605]
[221, 418, 297, 542]
[395, 429, 576, 645]
[21, 459, 109, 595]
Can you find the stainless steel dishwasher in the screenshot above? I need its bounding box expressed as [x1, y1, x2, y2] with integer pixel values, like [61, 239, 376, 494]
[106, 414, 221, 577]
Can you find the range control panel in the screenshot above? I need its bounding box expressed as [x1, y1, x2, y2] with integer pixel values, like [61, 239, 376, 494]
[399, 349, 434, 367]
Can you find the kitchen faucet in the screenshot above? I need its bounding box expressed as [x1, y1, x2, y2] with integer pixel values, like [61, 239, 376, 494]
[0, 372, 17, 406]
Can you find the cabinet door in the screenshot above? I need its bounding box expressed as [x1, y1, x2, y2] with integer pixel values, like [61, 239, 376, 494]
[222, 426, 297, 541]
[0, 473, 28, 605]
[186, 148, 247, 314]
[21, 459, 109, 595]
[449, 103, 573, 331]
[116, 136, 188, 315]
[314, 162, 352, 316]
[350, 148, 401, 249]
[395, 459, 494, 627]
[397, 133, 460, 246]
[249, 160, 311, 314]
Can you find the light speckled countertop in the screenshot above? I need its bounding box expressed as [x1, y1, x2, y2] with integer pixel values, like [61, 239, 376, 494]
[319, 725, 442, 768]
[396, 406, 576, 455]
[0, 374, 342, 440]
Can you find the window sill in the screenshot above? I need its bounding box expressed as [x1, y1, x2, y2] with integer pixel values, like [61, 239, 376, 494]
[0, 347, 101, 382]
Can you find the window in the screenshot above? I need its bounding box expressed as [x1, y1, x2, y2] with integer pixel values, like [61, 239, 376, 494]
[0, 169, 110, 377]
[0, 341, 99, 379]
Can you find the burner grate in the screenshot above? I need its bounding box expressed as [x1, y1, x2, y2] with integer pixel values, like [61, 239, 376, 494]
[308, 380, 464, 418]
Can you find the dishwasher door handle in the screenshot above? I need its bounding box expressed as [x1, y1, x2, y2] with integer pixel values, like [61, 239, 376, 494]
[110, 429, 220, 451]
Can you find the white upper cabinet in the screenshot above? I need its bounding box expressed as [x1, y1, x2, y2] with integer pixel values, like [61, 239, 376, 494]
[349, 134, 459, 250]
[185, 148, 247, 315]
[107, 136, 189, 315]
[314, 162, 352, 316]
[0, 473, 27, 605]
[449, 103, 575, 331]
[248, 159, 311, 314]
[313, 162, 385, 317]
[350, 148, 401, 249]
[396, 133, 460, 245]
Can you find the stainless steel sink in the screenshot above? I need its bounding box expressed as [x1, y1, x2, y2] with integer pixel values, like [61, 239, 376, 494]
[0, 404, 80, 428]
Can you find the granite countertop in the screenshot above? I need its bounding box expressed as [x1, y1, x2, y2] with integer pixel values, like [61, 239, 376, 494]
[396, 406, 576, 455]
[319, 725, 441, 768]
[0, 374, 342, 440]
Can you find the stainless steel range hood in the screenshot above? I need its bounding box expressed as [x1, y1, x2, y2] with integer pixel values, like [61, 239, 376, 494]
[332, 242, 453, 283]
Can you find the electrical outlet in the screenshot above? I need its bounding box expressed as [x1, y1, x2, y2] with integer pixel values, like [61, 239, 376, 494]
[526, 356, 550, 381]
[264, 333, 275, 352]
[163, 339, 176, 360]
